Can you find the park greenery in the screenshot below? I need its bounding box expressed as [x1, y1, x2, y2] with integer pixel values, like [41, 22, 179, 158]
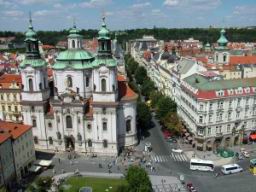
[59, 176, 128, 192]
[125, 54, 182, 135]
[1, 27, 256, 46]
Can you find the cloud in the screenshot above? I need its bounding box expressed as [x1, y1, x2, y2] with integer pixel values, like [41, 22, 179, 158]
[163, 0, 179, 6]
[34, 10, 59, 17]
[233, 5, 256, 16]
[132, 2, 151, 9]
[17, 0, 58, 4]
[163, 0, 221, 10]
[3, 10, 24, 17]
[80, 0, 111, 8]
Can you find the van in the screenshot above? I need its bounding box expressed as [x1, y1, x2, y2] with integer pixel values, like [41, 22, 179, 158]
[221, 164, 243, 175]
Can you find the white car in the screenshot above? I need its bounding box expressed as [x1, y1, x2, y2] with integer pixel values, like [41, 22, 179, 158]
[172, 148, 183, 153]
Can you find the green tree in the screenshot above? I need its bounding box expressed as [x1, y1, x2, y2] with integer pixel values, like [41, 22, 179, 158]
[156, 96, 176, 120]
[162, 112, 182, 135]
[149, 91, 163, 108]
[137, 102, 152, 130]
[126, 166, 152, 192]
[141, 79, 155, 99]
[135, 66, 147, 85]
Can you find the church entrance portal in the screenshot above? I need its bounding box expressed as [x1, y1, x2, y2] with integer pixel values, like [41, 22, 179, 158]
[65, 135, 75, 151]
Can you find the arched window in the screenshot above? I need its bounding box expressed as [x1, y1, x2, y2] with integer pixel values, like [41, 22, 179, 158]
[102, 121, 107, 131]
[223, 54, 227, 62]
[48, 122, 52, 128]
[39, 83, 42, 90]
[86, 76, 90, 87]
[126, 119, 131, 133]
[49, 137, 53, 145]
[101, 78, 106, 92]
[72, 40, 75, 48]
[87, 124, 91, 130]
[103, 140, 108, 148]
[34, 136, 38, 144]
[32, 119, 37, 127]
[67, 76, 72, 87]
[66, 115, 72, 129]
[29, 79, 33, 92]
[88, 139, 92, 147]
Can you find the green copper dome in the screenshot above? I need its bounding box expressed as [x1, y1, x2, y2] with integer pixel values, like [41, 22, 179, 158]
[57, 49, 94, 60]
[25, 18, 37, 41]
[217, 28, 228, 47]
[68, 24, 82, 38]
[98, 17, 110, 40]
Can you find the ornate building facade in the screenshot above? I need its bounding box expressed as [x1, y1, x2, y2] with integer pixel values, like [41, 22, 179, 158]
[20, 17, 138, 156]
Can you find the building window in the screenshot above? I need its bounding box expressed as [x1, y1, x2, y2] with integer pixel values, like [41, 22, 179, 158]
[103, 140, 108, 148]
[66, 115, 72, 129]
[34, 136, 38, 144]
[49, 137, 53, 145]
[228, 112, 232, 119]
[2, 106, 5, 111]
[28, 78, 33, 92]
[48, 122, 52, 128]
[14, 106, 18, 112]
[32, 119, 37, 127]
[199, 104, 203, 111]
[87, 123, 91, 130]
[227, 124, 230, 133]
[103, 121, 107, 131]
[67, 76, 73, 88]
[236, 112, 240, 118]
[0, 94, 3, 100]
[101, 78, 106, 92]
[39, 83, 42, 90]
[126, 119, 131, 133]
[199, 116, 203, 123]
[72, 40, 75, 48]
[223, 54, 227, 62]
[209, 115, 212, 123]
[208, 127, 211, 135]
[8, 106, 11, 111]
[86, 76, 90, 87]
[88, 139, 92, 147]
[76, 87, 79, 94]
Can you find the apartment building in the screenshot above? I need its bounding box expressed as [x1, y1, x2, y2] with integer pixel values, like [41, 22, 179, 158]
[0, 121, 35, 184]
[178, 73, 256, 151]
[0, 74, 22, 122]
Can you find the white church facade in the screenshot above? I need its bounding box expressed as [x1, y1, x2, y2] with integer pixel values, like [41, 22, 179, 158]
[20, 17, 138, 156]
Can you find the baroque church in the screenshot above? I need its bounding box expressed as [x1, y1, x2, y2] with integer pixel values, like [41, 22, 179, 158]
[20, 17, 138, 156]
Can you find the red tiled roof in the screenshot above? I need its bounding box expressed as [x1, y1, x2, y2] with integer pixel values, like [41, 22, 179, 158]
[117, 75, 126, 81]
[42, 45, 55, 49]
[0, 74, 22, 89]
[196, 57, 208, 64]
[229, 56, 256, 65]
[0, 128, 11, 144]
[118, 75, 138, 101]
[0, 121, 32, 143]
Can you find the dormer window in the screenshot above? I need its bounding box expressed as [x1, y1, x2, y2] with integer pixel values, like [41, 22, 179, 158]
[101, 78, 106, 92]
[67, 76, 73, 88]
[72, 40, 75, 48]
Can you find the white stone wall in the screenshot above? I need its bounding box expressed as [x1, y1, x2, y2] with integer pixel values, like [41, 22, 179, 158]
[12, 130, 35, 179]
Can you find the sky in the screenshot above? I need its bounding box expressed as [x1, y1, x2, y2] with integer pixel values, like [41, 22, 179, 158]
[0, 0, 256, 31]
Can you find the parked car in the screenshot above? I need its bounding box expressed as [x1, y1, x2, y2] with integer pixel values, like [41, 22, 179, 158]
[235, 152, 244, 160]
[172, 148, 183, 153]
[187, 183, 197, 192]
[242, 151, 250, 158]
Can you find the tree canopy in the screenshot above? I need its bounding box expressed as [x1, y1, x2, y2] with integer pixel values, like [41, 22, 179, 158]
[137, 102, 152, 130]
[135, 66, 147, 85]
[126, 166, 152, 192]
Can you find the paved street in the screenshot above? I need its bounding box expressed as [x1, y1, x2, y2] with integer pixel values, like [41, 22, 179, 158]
[141, 115, 256, 192]
[35, 113, 256, 192]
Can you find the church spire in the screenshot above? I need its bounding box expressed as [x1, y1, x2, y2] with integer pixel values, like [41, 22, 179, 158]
[97, 16, 112, 58]
[24, 12, 40, 59]
[217, 28, 228, 48]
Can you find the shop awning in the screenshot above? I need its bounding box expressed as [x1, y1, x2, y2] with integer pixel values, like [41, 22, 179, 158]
[34, 160, 52, 167]
[29, 165, 41, 173]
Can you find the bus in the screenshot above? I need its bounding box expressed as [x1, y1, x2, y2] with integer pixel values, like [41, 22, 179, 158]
[190, 158, 214, 171]
[221, 164, 243, 175]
